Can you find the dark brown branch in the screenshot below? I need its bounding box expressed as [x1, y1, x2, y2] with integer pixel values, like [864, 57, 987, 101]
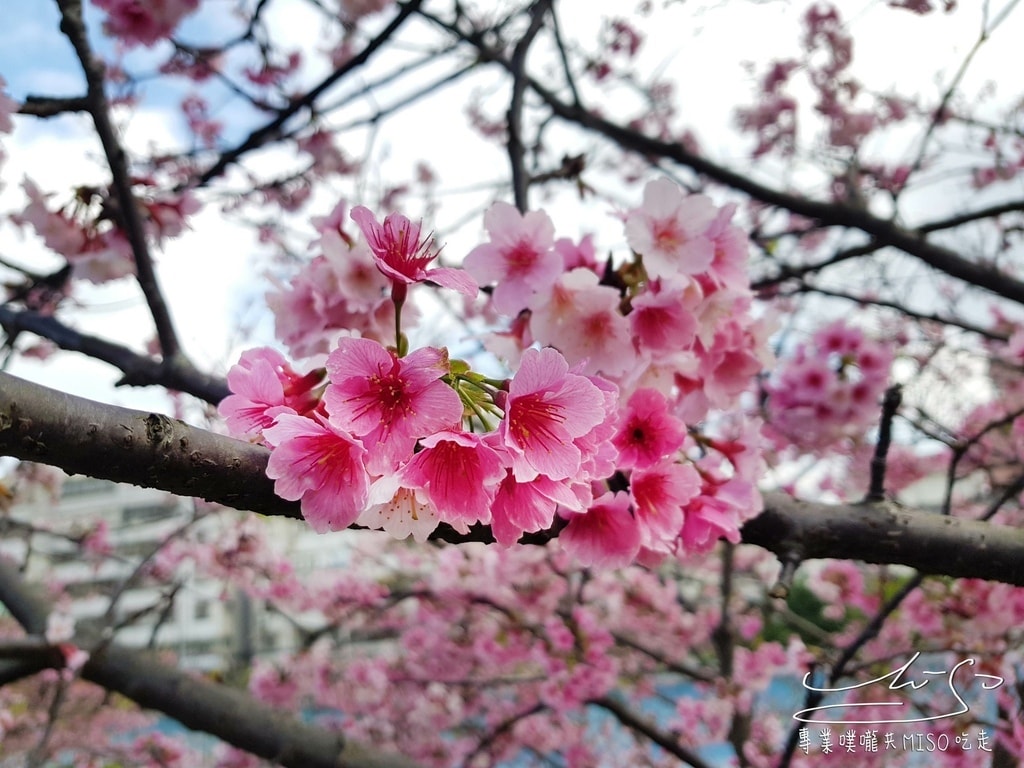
[865, 384, 902, 502]
[744, 491, 1024, 586]
[506, 0, 551, 212]
[590, 696, 713, 768]
[6, 372, 1024, 586]
[751, 241, 880, 291]
[84, 644, 423, 768]
[19, 95, 91, 117]
[56, 0, 184, 360]
[0, 305, 229, 404]
[918, 199, 1024, 234]
[422, 12, 1024, 307]
[0, 371, 287, 518]
[525, 91, 1024, 305]
[0, 559, 423, 768]
[774, 284, 1006, 341]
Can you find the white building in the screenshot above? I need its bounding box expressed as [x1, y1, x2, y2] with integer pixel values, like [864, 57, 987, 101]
[3, 473, 306, 671]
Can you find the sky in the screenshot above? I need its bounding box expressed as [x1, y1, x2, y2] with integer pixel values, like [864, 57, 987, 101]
[1, 0, 1023, 415]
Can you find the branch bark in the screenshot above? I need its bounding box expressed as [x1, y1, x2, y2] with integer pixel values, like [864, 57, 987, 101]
[57, 0, 184, 360]
[0, 557, 424, 768]
[4, 371, 1024, 585]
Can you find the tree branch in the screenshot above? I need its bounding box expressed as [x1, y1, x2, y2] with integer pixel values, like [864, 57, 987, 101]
[195, 0, 424, 188]
[18, 95, 91, 117]
[743, 492, 1024, 585]
[56, 0, 184, 360]
[506, 0, 551, 212]
[0, 557, 424, 768]
[0, 305, 229, 404]
[0, 371, 285, 518]
[422, 11, 1024, 307]
[5, 372, 1024, 586]
[589, 695, 714, 768]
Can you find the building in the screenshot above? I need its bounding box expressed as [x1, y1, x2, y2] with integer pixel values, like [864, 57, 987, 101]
[2, 472, 307, 671]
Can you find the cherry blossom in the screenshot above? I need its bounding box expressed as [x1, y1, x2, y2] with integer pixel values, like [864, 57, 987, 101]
[397, 430, 506, 525]
[219, 347, 324, 439]
[0, 76, 17, 135]
[559, 491, 642, 568]
[263, 414, 370, 533]
[624, 177, 717, 280]
[350, 205, 476, 301]
[93, 0, 200, 47]
[500, 347, 609, 482]
[611, 387, 686, 469]
[629, 460, 700, 548]
[464, 201, 562, 315]
[528, 268, 635, 377]
[324, 337, 463, 473]
[489, 471, 582, 546]
[358, 475, 441, 542]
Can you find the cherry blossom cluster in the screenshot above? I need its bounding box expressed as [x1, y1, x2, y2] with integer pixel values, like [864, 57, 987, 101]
[13, 179, 200, 283]
[764, 319, 893, 450]
[222, 178, 771, 567]
[91, 0, 200, 48]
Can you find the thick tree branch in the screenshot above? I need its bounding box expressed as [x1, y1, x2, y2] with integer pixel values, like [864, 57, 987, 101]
[19, 95, 91, 117]
[742, 493, 1024, 585]
[0, 371, 287, 518]
[84, 644, 423, 768]
[0, 558, 424, 768]
[4, 372, 1024, 586]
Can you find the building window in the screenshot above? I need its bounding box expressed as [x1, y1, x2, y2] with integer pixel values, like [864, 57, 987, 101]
[121, 504, 171, 526]
[195, 600, 212, 620]
[62, 477, 115, 498]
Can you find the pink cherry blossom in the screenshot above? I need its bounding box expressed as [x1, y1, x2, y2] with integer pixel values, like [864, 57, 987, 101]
[554, 234, 599, 272]
[625, 178, 717, 280]
[319, 231, 390, 312]
[324, 337, 463, 473]
[464, 201, 562, 315]
[263, 414, 370, 533]
[501, 347, 607, 482]
[93, 0, 200, 47]
[219, 347, 324, 439]
[490, 471, 582, 546]
[559, 492, 642, 568]
[629, 461, 700, 548]
[0, 77, 17, 134]
[397, 430, 506, 525]
[266, 252, 397, 359]
[350, 205, 476, 298]
[680, 484, 746, 553]
[358, 475, 441, 543]
[612, 388, 686, 469]
[17, 179, 87, 258]
[528, 268, 635, 377]
[628, 280, 700, 354]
